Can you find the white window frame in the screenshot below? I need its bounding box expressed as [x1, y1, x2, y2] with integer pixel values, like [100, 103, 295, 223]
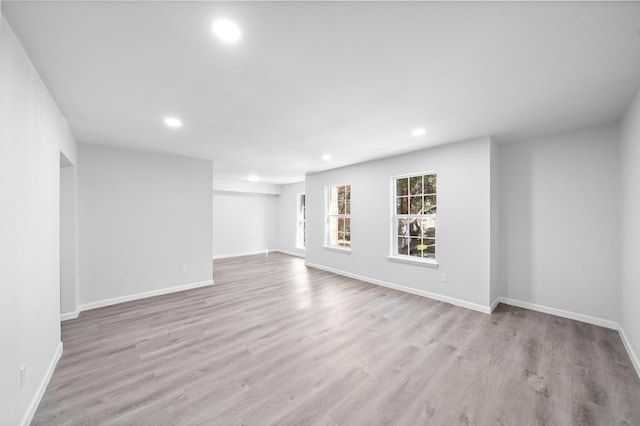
[296, 193, 306, 249]
[389, 172, 438, 266]
[324, 184, 351, 252]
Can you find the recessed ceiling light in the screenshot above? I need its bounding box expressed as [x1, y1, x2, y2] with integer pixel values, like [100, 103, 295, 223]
[248, 174, 260, 182]
[411, 128, 426, 137]
[164, 117, 183, 128]
[322, 154, 332, 161]
[211, 18, 241, 43]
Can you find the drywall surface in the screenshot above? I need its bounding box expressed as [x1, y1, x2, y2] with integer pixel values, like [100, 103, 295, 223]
[78, 144, 213, 305]
[212, 191, 278, 258]
[60, 163, 77, 316]
[305, 137, 492, 309]
[499, 123, 620, 322]
[276, 181, 306, 257]
[620, 88, 640, 367]
[0, 17, 76, 425]
[489, 139, 501, 306]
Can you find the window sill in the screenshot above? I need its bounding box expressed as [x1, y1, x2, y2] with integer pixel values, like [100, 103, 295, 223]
[387, 255, 438, 268]
[323, 245, 352, 254]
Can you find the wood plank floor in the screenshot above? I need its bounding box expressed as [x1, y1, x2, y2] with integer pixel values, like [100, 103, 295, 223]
[34, 253, 640, 425]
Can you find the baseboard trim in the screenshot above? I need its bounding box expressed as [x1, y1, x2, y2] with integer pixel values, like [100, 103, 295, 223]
[618, 325, 640, 379]
[213, 250, 270, 260]
[490, 297, 501, 312]
[78, 280, 214, 312]
[273, 249, 305, 259]
[498, 297, 618, 330]
[305, 261, 491, 314]
[60, 310, 79, 321]
[20, 341, 62, 426]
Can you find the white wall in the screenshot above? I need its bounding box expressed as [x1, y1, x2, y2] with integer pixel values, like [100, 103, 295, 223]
[276, 181, 306, 257]
[620, 88, 640, 371]
[0, 17, 77, 425]
[60, 159, 77, 316]
[212, 191, 278, 258]
[489, 139, 501, 306]
[499, 123, 620, 323]
[78, 144, 213, 306]
[305, 137, 492, 311]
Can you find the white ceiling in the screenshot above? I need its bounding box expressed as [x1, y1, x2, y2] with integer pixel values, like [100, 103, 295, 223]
[4, 1, 640, 184]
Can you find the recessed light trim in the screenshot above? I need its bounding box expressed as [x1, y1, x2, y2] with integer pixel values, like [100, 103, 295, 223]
[248, 174, 260, 182]
[212, 18, 242, 43]
[322, 154, 332, 161]
[411, 127, 426, 137]
[164, 117, 183, 128]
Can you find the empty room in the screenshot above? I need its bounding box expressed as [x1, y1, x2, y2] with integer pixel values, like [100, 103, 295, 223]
[2, 1, 640, 424]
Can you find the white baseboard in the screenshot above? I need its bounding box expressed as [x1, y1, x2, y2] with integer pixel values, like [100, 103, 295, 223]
[213, 250, 270, 260]
[618, 325, 640, 379]
[498, 297, 618, 330]
[20, 341, 62, 426]
[490, 297, 501, 312]
[273, 249, 305, 259]
[78, 280, 214, 312]
[304, 261, 492, 314]
[60, 310, 79, 321]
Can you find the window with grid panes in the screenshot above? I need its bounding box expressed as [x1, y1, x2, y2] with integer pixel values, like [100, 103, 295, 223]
[393, 173, 436, 261]
[326, 184, 351, 248]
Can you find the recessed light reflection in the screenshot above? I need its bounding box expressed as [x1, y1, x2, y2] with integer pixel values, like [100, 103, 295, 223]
[212, 18, 242, 43]
[411, 128, 426, 137]
[164, 117, 183, 128]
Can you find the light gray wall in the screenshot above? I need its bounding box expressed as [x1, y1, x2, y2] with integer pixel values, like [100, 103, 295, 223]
[60, 162, 77, 316]
[212, 191, 278, 258]
[305, 137, 492, 310]
[499, 123, 620, 322]
[78, 144, 213, 305]
[620, 88, 640, 368]
[277, 181, 306, 257]
[0, 17, 77, 425]
[489, 139, 502, 306]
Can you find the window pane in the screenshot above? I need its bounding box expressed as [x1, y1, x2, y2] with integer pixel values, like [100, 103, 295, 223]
[345, 185, 350, 201]
[396, 196, 408, 214]
[338, 186, 346, 201]
[424, 238, 436, 258]
[425, 174, 436, 194]
[409, 238, 422, 257]
[424, 195, 436, 214]
[329, 199, 338, 214]
[410, 175, 423, 195]
[410, 196, 422, 214]
[329, 216, 338, 245]
[397, 219, 409, 237]
[408, 218, 421, 236]
[331, 186, 338, 201]
[338, 200, 346, 214]
[397, 237, 409, 255]
[345, 200, 351, 215]
[396, 178, 408, 196]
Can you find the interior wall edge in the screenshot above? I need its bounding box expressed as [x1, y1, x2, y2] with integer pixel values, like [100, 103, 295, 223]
[499, 297, 618, 330]
[273, 249, 305, 259]
[19, 342, 62, 426]
[305, 261, 492, 314]
[212, 250, 272, 260]
[78, 279, 214, 314]
[619, 325, 640, 379]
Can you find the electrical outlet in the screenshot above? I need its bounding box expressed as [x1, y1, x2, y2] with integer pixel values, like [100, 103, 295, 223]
[441, 273, 448, 283]
[20, 365, 27, 389]
[180, 266, 187, 274]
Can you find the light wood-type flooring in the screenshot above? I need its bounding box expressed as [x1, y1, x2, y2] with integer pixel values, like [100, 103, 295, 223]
[34, 253, 640, 425]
